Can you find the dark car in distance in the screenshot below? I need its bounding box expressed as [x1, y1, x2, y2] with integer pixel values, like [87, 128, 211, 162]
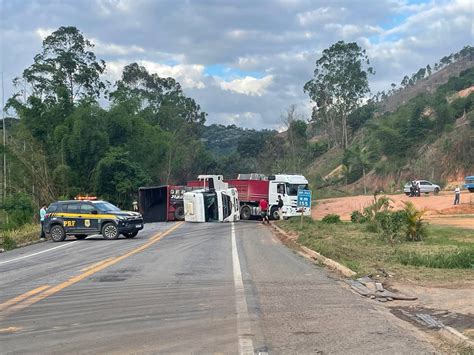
[44, 200, 144, 242]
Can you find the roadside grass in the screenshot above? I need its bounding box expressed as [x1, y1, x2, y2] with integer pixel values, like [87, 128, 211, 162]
[0, 223, 40, 251]
[276, 218, 474, 282]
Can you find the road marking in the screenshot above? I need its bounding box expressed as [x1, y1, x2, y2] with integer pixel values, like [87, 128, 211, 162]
[0, 223, 183, 319]
[0, 285, 50, 312]
[80, 257, 116, 272]
[0, 242, 78, 266]
[231, 222, 255, 355]
[0, 326, 22, 333]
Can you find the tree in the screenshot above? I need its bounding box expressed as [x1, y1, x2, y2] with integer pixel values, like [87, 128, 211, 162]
[93, 148, 151, 207]
[282, 105, 308, 172]
[111, 63, 206, 127]
[401, 75, 409, 88]
[304, 41, 374, 148]
[17, 26, 106, 104]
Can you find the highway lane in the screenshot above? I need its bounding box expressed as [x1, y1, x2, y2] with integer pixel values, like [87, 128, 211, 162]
[0, 221, 435, 354]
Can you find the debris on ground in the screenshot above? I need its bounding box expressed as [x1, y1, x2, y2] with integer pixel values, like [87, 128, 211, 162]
[346, 277, 417, 302]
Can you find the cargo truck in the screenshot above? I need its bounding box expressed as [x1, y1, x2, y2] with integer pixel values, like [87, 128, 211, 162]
[226, 174, 311, 220]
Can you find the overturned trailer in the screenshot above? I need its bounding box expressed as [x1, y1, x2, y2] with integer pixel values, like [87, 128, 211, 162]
[184, 175, 240, 223]
[138, 185, 189, 223]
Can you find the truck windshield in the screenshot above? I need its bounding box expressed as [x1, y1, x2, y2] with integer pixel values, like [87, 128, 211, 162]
[286, 184, 309, 196]
[94, 202, 121, 212]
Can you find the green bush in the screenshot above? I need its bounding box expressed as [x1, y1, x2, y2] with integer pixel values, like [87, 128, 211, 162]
[374, 210, 407, 244]
[395, 249, 474, 269]
[0, 235, 17, 250]
[1, 192, 35, 228]
[350, 210, 367, 223]
[322, 214, 341, 224]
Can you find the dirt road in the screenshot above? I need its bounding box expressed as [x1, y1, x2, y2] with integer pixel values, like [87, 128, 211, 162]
[313, 191, 474, 229]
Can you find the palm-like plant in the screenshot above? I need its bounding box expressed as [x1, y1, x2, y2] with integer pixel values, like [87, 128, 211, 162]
[402, 201, 427, 241]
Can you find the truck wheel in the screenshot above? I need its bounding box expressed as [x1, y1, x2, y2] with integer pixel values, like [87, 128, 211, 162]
[50, 225, 66, 242]
[469, 188, 474, 193]
[240, 205, 251, 220]
[124, 231, 138, 239]
[174, 206, 185, 221]
[75, 235, 87, 240]
[270, 206, 279, 220]
[102, 222, 119, 240]
[434, 187, 440, 195]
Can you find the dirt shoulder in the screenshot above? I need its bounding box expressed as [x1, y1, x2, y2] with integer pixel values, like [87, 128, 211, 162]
[313, 191, 474, 229]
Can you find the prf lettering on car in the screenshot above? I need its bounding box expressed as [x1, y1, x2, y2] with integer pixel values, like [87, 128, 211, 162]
[64, 220, 76, 227]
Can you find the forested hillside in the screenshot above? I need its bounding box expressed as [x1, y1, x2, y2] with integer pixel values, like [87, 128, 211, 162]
[0, 26, 472, 230]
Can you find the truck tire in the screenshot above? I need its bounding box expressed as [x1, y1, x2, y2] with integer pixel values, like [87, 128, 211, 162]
[102, 222, 119, 240]
[174, 206, 185, 221]
[240, 205, 251, 220]
[270, 206, 279, 220]
[469, 188, 474, 193]
[50, 224, 66, 242]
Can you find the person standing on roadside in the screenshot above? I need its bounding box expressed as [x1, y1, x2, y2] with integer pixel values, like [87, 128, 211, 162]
[259, 198, 269, 224]
[132, 200, 138, 212]
[277, 195, 284, 220]
[39, 204, 47, 241]
[454, 186, 461, 205]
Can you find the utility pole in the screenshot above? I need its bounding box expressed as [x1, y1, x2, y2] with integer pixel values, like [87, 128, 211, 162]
[2, 71, 6, 202]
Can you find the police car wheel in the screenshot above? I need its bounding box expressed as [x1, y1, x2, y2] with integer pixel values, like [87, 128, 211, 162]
[50, 225, 66, 242]
[102, 222, 119, 240]
[124, 231, 138, 239]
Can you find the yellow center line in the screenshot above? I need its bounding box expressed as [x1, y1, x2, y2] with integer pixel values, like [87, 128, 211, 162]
[0, 222, 183, 319]
[0, 326, 23, 333]
[80, 257, 116, 272]
[0, 285, 50, 312]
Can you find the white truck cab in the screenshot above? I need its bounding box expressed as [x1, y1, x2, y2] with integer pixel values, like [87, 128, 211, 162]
[184, 175, 240, 223]
[268, 174, 311, 219]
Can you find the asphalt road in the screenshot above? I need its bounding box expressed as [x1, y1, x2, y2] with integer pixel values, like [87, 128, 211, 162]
[0, 221, 435, 354]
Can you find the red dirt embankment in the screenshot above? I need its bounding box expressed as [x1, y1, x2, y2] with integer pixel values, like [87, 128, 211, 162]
[313, 191, 474, 229]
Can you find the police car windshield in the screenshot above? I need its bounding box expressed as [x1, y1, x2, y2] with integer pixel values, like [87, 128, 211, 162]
[94, 202, 121, 212]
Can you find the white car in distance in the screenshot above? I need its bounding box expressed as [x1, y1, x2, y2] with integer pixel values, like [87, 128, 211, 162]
[404, 180, 441, 195]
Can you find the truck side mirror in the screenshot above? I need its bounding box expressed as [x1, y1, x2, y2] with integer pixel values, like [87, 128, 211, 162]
[91, 210, 98, 215]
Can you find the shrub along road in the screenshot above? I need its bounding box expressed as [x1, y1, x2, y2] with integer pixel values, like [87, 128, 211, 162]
[313, 191, 474, 229]
[0, 221, 435, 353]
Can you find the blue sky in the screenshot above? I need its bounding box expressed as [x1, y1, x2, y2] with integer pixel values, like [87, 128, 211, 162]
[1, 0, 472, 129]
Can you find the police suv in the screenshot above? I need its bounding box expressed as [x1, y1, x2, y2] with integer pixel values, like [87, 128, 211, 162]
[44, 200, 144, 242]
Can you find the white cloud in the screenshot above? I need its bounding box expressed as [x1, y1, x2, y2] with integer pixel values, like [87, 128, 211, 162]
[217, 75, 274, 96]
[297, 7, 345, 26]
[35, 27, 54, 40]
[91, 38, 145, 55]
[106, 60, 206, 89]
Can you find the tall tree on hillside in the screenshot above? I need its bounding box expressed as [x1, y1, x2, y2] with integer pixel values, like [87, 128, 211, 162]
[304, 41, 374, 148]
[14, 26, 106, 105]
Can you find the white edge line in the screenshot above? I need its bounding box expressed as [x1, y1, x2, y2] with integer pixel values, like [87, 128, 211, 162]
[0, 242, 78, 266]
[231, 222, 255, 355]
